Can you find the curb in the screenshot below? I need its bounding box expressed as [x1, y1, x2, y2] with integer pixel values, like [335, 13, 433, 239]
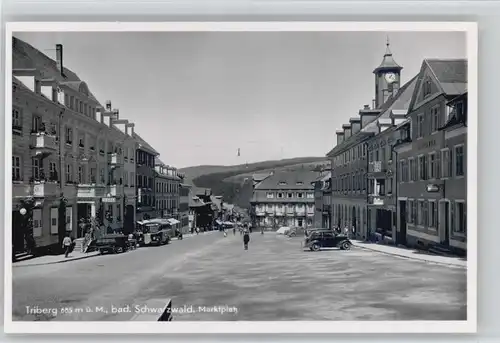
[13, 231, 218, 268]
[353, 243, 466, 269]
[13, 252, 101, 268]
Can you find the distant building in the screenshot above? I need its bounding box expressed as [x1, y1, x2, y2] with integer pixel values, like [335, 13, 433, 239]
[134, 134, 159, 221]
[250, 171, 318, 229]
[313, 171, 332, 229]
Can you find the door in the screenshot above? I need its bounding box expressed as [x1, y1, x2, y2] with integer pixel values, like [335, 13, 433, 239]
[398, 201, 407, 245]
[297, 218, 303, 227]
[322, 232, 335, 247]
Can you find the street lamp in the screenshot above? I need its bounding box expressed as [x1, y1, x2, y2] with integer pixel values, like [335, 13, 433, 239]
[19, 208, 27, 216]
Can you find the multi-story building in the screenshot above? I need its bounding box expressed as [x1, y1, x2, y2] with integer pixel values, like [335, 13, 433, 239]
[134, 134, 159, 221]
[394, 59, 467, 254]
[327, 42, 419, 240]
[11, 38, 137, 255]
[439, 91, 467, 252]
[313, 171, 332, 228]
[179, 183, 191, 233]
[365, 77, 417, 241]
[250, 171, 317, 229]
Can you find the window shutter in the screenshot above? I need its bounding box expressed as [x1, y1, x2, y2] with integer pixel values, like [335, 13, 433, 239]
[33, 209, 42, 237]
[50, 208, 58, 234]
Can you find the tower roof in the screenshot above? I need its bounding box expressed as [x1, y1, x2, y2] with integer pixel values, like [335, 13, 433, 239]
[373, 37, 403, 73]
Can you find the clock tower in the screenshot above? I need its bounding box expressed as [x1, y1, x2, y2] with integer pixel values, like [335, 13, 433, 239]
[373, 37, 403, 109]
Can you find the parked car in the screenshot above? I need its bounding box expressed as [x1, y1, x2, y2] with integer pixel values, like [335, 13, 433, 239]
[303, 231, 352, 251]
[287, 227, 307, 237]
[276, 226, 291, 235]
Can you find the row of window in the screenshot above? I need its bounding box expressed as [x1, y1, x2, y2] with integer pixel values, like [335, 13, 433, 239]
[260, 217, 313, 227]
[155, 199, 178, 211]
[257, 204, 315, 211]
[332, 144, 367, 167]
[13, 109, 142, 167]
[332, 172, 367, 192]
[406, 199, 466, 233]
[266, 192, 314, 199]
[137, 151, 155, 167]
[64, 93, 96, 119]
[399, 145, 465, 182]
[155, 181, 179, 194]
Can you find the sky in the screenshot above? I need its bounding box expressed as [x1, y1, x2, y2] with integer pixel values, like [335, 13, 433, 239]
[14, 31, 466, 168]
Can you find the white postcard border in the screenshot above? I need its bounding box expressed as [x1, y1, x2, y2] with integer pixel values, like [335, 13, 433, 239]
[4, 21, 478, 334]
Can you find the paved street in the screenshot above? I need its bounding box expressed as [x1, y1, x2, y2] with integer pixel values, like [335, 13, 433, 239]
[13, 232, 466, 321]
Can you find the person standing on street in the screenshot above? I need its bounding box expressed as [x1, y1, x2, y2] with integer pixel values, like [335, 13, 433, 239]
[344, 226, 350, 238]
[62, 234, 72, 258]
[243, 230, 250, 250]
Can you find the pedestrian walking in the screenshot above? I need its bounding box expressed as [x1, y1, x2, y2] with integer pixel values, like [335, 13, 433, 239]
[344, 226, 349, 238]
[233, 227, 236, 235]
[243, 230, 250, 250]
[62, 234, 72, 258]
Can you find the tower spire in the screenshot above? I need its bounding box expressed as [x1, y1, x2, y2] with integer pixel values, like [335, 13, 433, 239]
[385, 35, 392, 56]
[373, 35, 402, 73]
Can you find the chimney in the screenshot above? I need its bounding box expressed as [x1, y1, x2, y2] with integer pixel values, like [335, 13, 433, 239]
[372, 99, 376, 109]
[364, 104, 370, 110]
[56, 44, 63, 75]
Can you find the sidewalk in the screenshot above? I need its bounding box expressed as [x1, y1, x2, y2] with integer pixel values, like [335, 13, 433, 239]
[14, 230, 218, 267]
[351, 240, 467, 268]
[13, 250, 101, 268]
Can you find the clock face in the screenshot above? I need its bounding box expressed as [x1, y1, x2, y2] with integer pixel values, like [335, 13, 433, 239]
[385, 72, 397, 83]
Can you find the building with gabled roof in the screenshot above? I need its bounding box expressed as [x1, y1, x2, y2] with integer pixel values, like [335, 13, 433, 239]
[326, 40, 414, 240]
[250, 171, 318, 229]
[394, 59, 467, 255]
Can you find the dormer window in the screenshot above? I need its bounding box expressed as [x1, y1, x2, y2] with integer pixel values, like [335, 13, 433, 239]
[278, 181, 287, 185]
[266, 192, 274, 199]
[277, 192, 284, 198]
[297, 192, 304, 198]
[296, 181, 303, 186]
[287, 192, 293, 198]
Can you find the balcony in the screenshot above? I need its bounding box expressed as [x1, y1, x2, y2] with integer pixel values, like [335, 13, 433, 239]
[286, 211, 295, 216]
[256, 211, 266, 217]
[32, 182, 58, 198]
[275, 211, 284, 216]
[77, 184, 106, 198]
[108, 153, 122, 167]
[30, 133, 57, 157]
[368, 195, 385, 206]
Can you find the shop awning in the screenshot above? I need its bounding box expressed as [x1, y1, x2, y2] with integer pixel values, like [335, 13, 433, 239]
[168, 218, 180, 225]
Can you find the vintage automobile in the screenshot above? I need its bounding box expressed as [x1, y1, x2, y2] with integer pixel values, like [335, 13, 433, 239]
[303, 231, 352, 251]
[95, 234, 130, 254]
[139, 219, 173, 246]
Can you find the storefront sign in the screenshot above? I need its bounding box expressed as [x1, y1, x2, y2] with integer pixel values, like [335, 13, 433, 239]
[102, 197, 116, 203]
